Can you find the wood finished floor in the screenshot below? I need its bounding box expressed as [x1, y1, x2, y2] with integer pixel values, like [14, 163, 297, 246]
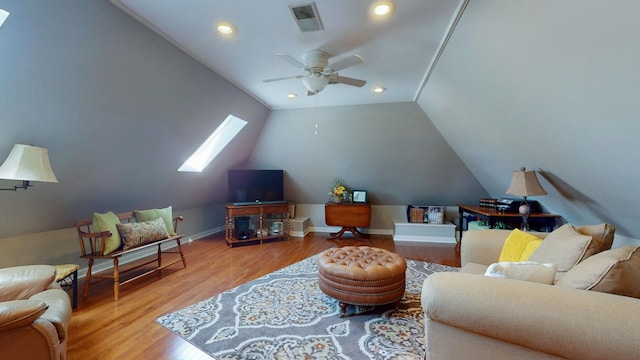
[67, 232, 460, 360]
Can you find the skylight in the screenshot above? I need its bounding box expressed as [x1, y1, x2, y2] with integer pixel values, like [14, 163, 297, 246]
[178, 115, 247, 172]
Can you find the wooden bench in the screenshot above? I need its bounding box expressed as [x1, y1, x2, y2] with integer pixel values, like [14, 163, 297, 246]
[75, 211, 187, 300]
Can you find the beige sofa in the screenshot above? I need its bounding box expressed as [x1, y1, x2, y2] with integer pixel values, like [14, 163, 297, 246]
[421, 225, 640, 360]
[0, 265, 72, 360]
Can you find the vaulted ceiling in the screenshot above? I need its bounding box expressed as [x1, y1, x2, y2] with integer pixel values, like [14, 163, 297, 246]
[1, 0, 639, 249]
[109, 0, 464, 109]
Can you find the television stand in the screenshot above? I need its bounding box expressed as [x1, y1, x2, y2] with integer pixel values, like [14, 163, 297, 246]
[225, 203, 290, 247]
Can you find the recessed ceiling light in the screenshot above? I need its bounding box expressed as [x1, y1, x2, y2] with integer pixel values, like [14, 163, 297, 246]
[216, 22, 236, 37]
[372, 86, 386, 93]
[371, 1, 395, 16]
[287, 93, 297, 99]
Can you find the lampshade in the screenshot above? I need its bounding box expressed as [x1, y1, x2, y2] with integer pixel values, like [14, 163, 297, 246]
[505, 167, 546, 197]
[302, 73, 329, 93]
[0, 9, 9, 28]
[0, 144, 58, 183]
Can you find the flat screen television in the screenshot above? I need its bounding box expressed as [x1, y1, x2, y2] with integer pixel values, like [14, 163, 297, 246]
[227, 169, 285, 205]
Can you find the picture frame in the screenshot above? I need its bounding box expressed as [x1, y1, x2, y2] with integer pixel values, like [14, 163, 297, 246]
[352, 190, 367, 203]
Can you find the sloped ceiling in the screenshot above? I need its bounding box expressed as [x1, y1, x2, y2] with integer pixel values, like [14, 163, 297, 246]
[418, 0, 640, 240]
[108, 0, 464, 109]
[0, 1, 270, 238]
[1, 0, 638, 245]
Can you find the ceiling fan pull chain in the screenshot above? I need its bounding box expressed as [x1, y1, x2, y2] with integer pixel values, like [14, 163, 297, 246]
[314, 93, 319, 135]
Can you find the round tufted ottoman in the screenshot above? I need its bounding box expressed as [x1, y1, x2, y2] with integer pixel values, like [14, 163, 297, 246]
[318, 246, 407, 317]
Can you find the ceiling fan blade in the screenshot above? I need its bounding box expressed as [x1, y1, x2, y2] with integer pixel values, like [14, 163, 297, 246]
[330, 75, 366, 87]
[262, 75, 304, 83]
[328, 54, 364, 72]
[276, 53, 306, 69]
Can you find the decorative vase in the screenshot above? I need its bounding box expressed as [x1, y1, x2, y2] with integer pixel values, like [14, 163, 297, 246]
[332, 195, 343, 203]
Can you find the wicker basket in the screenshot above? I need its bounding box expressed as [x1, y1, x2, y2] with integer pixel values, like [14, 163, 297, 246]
[409, 207, 426, 223]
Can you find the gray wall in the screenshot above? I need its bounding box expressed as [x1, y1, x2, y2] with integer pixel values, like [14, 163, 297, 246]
[247, 102, 486, 206]
[0, 1, 268, 266]
[417, 0, 640, 244]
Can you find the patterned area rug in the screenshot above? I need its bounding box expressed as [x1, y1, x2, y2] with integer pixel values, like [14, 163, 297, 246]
[157, 254, 457, 359]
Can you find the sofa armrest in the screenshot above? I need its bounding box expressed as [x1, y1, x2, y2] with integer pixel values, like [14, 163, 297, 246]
[29, 289, 71, 343]
[0, 300, 48, 331]
[422, 272, 640, 360]
[460, 230, 510, 266]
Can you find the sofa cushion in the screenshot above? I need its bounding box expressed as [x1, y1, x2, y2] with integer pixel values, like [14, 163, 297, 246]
[460, 262, 488, 275]
[498, 229, 543, 262]
[528, 224, 594, 281]
[574, 223, 616, 256]
[92, 211, 122, 255]
[484, 261, 557, 284]
[134, 206, 176, 235]
[555, 246, 640, 298]
[117, 218, 170, 250]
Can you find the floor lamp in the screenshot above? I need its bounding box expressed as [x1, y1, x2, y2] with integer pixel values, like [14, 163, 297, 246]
[505, 167, 547, 231]
[0, 144, 59, 191]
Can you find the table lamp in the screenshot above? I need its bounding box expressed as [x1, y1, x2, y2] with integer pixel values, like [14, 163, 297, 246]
[505, 167, 547, 231]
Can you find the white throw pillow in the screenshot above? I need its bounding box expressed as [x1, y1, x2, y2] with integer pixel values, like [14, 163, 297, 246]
[484, 261, 558, 285]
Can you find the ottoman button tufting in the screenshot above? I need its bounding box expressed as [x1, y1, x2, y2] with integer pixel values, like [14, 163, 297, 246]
[318, 246, 407, 317]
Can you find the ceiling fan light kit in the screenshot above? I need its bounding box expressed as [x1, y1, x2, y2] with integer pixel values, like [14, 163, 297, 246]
[302, 73, 329, 93]
[263, 50, 366, 95]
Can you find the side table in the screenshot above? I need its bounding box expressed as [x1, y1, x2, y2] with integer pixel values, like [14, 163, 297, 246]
[54, 264, 79, 309]
[457, 204, 560, 241]
[324, 202, 371, 240]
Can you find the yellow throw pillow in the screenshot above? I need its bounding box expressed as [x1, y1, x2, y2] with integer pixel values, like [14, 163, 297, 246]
[520, 239, 543, 261]
[499, 229, 543, 262]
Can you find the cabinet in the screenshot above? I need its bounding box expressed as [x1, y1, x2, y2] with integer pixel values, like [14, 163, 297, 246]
[225, 203, 290, 247]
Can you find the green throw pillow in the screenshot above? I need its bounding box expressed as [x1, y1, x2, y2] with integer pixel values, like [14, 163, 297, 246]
[134, 206, 176, 235]
[92, 211, 122, 255]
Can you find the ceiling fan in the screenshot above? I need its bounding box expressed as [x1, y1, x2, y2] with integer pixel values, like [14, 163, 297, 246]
[262, 50, 367, 95]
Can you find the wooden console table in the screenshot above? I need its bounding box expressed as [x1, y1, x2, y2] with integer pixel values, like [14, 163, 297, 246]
[324, 202, 371, 240]
[458, 204, 560, 241]
[225, 203, 290, 247]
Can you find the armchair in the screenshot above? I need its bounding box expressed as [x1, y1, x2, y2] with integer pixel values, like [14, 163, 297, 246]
[0, 265, 72, 360]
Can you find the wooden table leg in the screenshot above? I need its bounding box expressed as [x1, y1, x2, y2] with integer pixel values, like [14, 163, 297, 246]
[327, 227, 347, 240]
[327, 227, 370, 240]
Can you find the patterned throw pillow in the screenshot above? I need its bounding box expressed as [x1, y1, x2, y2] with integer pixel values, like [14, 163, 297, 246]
[117, 218, 169, 250]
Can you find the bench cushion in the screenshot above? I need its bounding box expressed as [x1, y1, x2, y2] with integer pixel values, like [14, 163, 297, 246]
[117, 217, 170, 250]
[92, 211, 122, 255]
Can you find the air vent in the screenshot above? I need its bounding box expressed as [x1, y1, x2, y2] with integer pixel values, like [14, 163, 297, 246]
[289, 3, 323, 32]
